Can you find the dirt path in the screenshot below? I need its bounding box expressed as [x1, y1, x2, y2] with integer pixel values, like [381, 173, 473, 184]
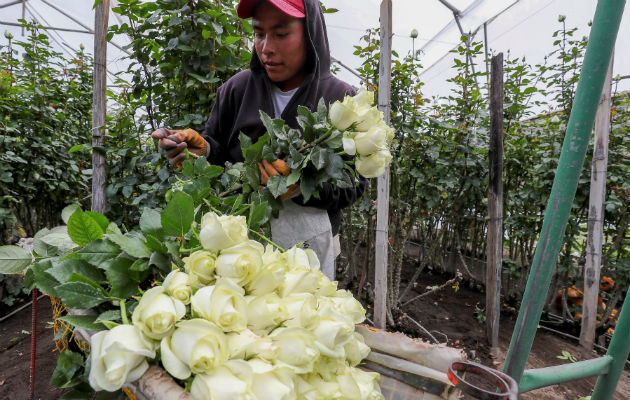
[392, 269, 630, 400]
[0, 297, 65, 400]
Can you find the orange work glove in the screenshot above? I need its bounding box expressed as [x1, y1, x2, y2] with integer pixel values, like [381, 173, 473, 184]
[258, 160, 300, 200]
[151, 128, 208, 167]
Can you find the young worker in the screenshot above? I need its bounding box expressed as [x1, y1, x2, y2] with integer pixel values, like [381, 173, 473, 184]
[152, 0, 367, 279]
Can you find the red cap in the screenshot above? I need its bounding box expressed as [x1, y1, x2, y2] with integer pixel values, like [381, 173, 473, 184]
[237, 0, 305, 19]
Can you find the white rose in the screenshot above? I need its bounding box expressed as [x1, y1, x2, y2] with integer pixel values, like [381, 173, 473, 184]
[269, 327, 320, 374]
[246, 293, 288, 334]
[283, 293, 318, 329]
[162, 270, 192, 305]
[313, 270, 338, 297]
[190, 359, 254, 400]
[355, 106, 383, 131]
[183, 250, 217, 287]
[245, 246, 287, 296]
[310, 306, 354, 358]
[248, 359, 296, 400]
[160, 319, 229, 379]
[356, 149, 392, 178]
[340, 367, 384, 400]
[353, 89, 375, 109]
[302, 373, 344, 399]
[327, 289, 366, 324]
[199, 212, 248, 252]
[342, 132, 357, 156]
[329, 97, 359, 131]
[279, 267, 320, 297]
[132, 286, 185, 340]
[89, 325, 155, 392]
[216, 240, 264, 286]
[312, 355, 347, 381]
[344, 332, 371, 367]
[191, 278, 248, 332]
[354, 125, 388, 156]
[227, 329, 277, 361]
[285, 246, 320, 270]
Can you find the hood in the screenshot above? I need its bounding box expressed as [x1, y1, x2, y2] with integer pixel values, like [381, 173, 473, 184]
[250, 0, 332, 81]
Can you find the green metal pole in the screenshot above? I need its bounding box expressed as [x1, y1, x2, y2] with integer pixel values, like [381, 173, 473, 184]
[519, 356, 613, 393]
[503, 0, 625, 383]
[591, 293, 630, 399]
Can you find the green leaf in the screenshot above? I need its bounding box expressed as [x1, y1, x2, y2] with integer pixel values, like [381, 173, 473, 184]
[325, 153, 345, 179]
[130, 259, 150, 272]
[149, 251, 171, 272]
[165, 242, 183, 267]
[31, 260, 59, 296]
[161, 191, 194, 237]
[0, 245, 31, 273]
[310, 147, 330, 170]
[105, 233, 152, 259]
[249, 202, 271, 230]
[102, 258, 139, 298]
[51, 350, 84, 388]
[224, 36, 241, 45]
[324, 131, 343, 149]
[48, 259, 105, 284]
[61, 204, 81, 224]
[95, 310, 121, 323]
[286, 169, 301, 186]
[58, 315, 105, 331]
[77, 239, 121, 266]
[105, 222, 122, 235]
[67, 144, 85, 154]
[300, 173, 316, 202]
[267, 175, 288, 198]
[67, 273, 106, 293]
[67, 209, 104, 246]
[140, 208, 163, 236]
[38, 230, 77, 255]
[56, 282, 108, 309]
[84, 211, 109, 231]
[145, 234, 167, 254]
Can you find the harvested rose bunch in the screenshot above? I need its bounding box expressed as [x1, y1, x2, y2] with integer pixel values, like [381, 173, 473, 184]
[87, 211, 383, 400]
[329, 89, 394, 178]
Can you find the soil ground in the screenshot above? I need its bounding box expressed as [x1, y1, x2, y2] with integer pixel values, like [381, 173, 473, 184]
[0, 266, 628, 399]
[0, 296, 66, 399]
[378, 266, 630, 400]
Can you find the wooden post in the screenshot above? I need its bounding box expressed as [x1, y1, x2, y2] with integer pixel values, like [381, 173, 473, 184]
[374, 0, 392, 330]
[486, 53, 504, 352]
[579, 55, 613, 351]
[91, 0, 109, 213]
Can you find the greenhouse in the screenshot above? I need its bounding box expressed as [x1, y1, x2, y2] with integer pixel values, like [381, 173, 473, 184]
[0, 0, 628, 399]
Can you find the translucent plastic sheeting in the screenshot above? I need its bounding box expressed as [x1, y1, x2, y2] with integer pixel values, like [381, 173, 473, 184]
[421, 0, 630, 99]
[0, 0, 132, 87]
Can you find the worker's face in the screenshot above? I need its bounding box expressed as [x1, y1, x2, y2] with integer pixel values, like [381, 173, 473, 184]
[253, 2, 307, 91]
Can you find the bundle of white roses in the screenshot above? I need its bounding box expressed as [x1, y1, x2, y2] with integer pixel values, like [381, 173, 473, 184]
[88, 211, 384, 400]
[329, 89, 394, 178]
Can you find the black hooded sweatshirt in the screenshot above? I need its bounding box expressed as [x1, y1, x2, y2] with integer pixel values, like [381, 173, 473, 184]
[201, 0, 368, 236]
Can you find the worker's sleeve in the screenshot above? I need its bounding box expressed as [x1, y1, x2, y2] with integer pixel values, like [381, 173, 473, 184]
[201, 85, 229, 167]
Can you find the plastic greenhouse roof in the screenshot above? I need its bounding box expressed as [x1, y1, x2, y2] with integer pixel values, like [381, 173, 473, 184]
[0, 0, 629, 99]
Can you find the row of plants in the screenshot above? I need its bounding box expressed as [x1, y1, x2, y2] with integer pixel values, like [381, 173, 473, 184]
[339, 19, 628, 335]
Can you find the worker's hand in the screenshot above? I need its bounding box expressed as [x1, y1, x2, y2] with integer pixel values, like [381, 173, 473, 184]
[151, 128, 208, 167]
[258, 160, 300, 199]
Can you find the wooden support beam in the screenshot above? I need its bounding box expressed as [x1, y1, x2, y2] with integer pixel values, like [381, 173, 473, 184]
[374, 0, 392, 330]
[486, 53, 504, 353]
[579, 55, 613, 351]
[91, 0, 110, 214]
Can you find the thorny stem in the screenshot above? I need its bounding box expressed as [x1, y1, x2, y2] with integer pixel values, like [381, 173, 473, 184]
[297, 127, 335, 152]
[180, 245, 203, 253]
